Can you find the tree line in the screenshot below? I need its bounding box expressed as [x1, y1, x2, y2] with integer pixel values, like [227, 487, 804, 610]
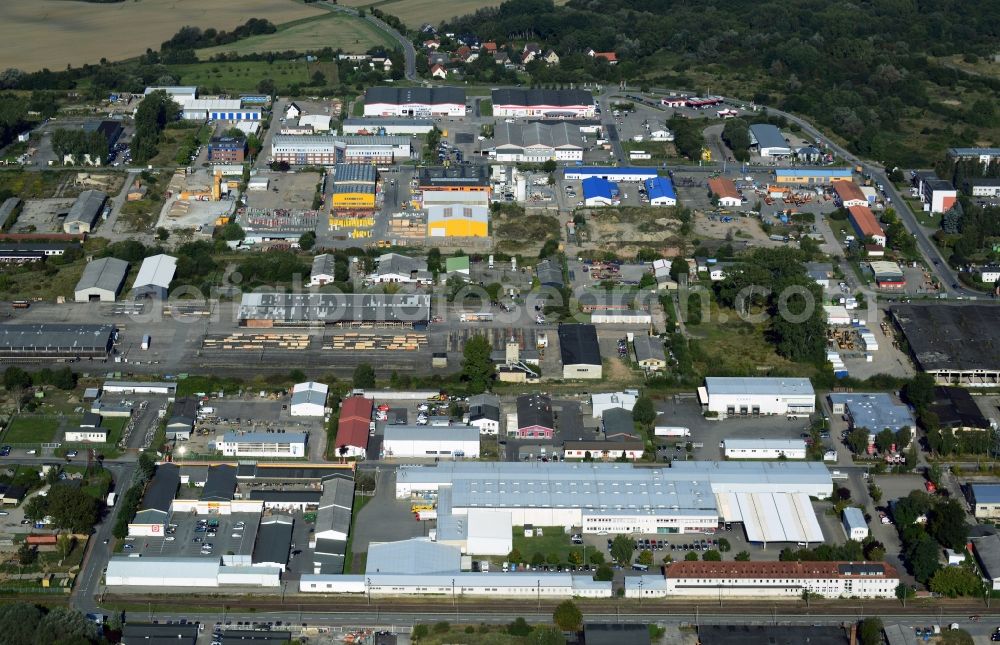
[51, 129, 109, 162]
[131, 90, 179, 164]
[442, 0, 1000, 166]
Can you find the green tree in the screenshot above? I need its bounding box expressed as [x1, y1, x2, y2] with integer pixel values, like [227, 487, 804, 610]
[637, 549, 653, 566]
[928, 498, 969, 550]
[546, 552, 560, 565]
[412, 624, 429, 640]
[908, 535, 941, 584]
[508, 547, 523, 564]
[352, 363, 376, 389]
[433, 622, 450, 634]
[552, 600, 582, 631]
[858, 618, 883, 645]
[299, 231, 316, 251]
[17, 542, 36, 565]
[542, 159, 557, 173]
[3, 366, 31, 390]
[610, 535, 636, 565]
[632, 396, 656, 428]
[904, 373, 935, 412]
[427, 247, 442, 273]
[735, 551, 750, 561]
[929, 566, 982, 597]
[138, 452, 156, 481]
[56, 534, 74, 560]
[567, 550, 583, 566]
[895, 582, 915, 606]
[461, 335, 494, 394]
[874, 428, 896, 453]
[684, 551, 699, 561]
[846, 428, 870, 455]
[595, 564, 613, 581]
[219, 221, 245, 241]
[508, 617, 532, 636]
[22, 495, 48, 522]
[702, 549, 722, 561]
[0, 603, 43, 645]
[717, 538, 731, 552]
[589, 550, 605, 566]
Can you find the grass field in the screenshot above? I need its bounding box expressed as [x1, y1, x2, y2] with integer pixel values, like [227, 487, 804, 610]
[196, 13, 395, 59]
[3, 416, 60, 444]
[375, 0, 504, 27]
[167, 60, 313, 94]
[0, 259, 88, 302]
[0, 0, 326, 71]
[509, 526, 588, 567]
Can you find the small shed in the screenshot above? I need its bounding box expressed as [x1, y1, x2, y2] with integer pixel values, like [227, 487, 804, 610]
[842, 506, 868, 541]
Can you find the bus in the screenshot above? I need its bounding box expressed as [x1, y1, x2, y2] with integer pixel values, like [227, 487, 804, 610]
[141, 335, 151, 350]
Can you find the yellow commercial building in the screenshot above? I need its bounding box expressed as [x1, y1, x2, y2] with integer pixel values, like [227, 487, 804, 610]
[331, 183, 376, 209]
[427, 203, 489, 238]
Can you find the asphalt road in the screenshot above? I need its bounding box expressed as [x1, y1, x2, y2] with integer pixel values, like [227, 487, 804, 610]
[323, 2, 417, 81]
[647, 86, 976, 298]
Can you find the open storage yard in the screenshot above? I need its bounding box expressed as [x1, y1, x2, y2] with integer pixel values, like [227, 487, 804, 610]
[0, 0, 325, 71]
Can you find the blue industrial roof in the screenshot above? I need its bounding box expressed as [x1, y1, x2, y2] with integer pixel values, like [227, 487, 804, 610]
[972, 484, 1000, 505]
[644, 176, 676, 201]
[949, 147, 1000, 157]
[582, 176, 617, 200]
[775, 168, 853, 178]
[828, 393, 914, 432]
[566, 166, 658, 177]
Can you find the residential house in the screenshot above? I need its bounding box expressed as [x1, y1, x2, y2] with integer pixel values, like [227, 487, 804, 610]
[482, 42, 497, 54]
[513, 393, 554, 439]
[466, 393, 502, 435]
[633, 335, 667, 371]
[494, 52, 512, 67]
[592, 51, 618, 64]
[542, 50, 560, 65]
[424, 39, 441, 50]
[431, 65, 448, 80]
[285, 103, 301, 120]
[455, 46, 472, 62]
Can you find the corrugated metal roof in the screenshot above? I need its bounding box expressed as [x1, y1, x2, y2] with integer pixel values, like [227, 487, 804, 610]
[133, 254, 177, 290]
[748, 123, 788, 151]
[76, 257, 128, 294]
[972, 484, 1000, 505]
[365, 538, 462, 575]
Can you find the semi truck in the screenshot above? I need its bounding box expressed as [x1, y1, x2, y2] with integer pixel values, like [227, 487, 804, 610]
[654, 426, 691, 438]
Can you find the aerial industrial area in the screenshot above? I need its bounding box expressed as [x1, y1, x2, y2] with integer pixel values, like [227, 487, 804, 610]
[1, 1, 1000, 645]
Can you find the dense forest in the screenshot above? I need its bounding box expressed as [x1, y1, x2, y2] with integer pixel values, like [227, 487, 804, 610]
[443, 0, 1000, 166]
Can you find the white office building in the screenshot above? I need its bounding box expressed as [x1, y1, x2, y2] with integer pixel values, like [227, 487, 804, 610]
[382, 425, 480, 459]
[590, 391, 638, 418]
[700, 377, 816, 419]
[216, 432, 307, 458]
[663, 561, 899, 599]
[723, 439, 807, 460]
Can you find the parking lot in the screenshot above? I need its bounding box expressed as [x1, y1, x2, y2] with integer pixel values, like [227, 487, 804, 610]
[125, 512, 260, 559]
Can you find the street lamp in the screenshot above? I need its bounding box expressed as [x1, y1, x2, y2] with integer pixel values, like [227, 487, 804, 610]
[367, 577, 371, 606]
[452, 578, 456, 607]
[177, 445, 187, 464]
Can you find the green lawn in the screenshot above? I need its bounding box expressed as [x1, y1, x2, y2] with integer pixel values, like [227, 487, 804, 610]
[3, 416, 60, 444]
[195, 13, 393, 58]
[479, 99, 493, 116]
[343, 494, 372, 574]
[507, 526, 590, 567]
[102, 417, 127, 446]
[167, 60, 312, 94]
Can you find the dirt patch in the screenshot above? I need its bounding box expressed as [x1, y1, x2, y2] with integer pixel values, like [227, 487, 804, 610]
[493, 208, 559, 254]
[580, 206, 683, 256]
[692, 211, 778, 246]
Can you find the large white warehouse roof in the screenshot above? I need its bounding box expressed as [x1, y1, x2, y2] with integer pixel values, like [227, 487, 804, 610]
[704, 377, 815, 397]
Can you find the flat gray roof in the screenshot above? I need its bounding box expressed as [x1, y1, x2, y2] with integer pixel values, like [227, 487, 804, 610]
[633, 335, 665, 362]
[891, 304, 1000, 371]
[141, 463, 179, 513]
[492, 121, 583, 151]
[365, 86, 465, 106]
[238, 292, 431, 324]
[705, 377, 814, 396]
[76, 257, 129, 295]
[332, 163, 377, 184]
[384, 425, 480, 443]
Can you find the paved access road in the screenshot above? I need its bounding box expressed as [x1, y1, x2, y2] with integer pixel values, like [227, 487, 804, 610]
[323, 1, 417, 81]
